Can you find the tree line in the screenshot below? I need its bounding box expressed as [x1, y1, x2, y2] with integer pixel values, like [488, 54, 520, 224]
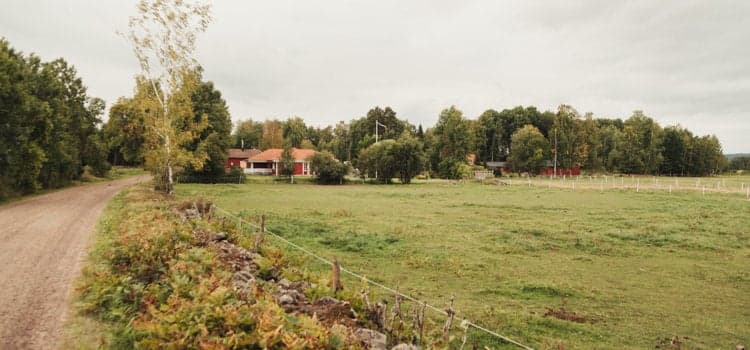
[103, 96, 734, 185]
[1, 39, 110, 199]
[2, 30, 735, 197]
[229, 104, 728, 181]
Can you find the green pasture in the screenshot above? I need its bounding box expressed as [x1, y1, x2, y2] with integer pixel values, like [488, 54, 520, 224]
[177, 176, 750, 349]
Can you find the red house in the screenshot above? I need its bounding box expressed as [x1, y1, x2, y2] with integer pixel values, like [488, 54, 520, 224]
[226, 148, 261, 169]
[246, 148, 317, 176]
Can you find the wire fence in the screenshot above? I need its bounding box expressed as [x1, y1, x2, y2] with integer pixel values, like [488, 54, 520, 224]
[479, 174, 750, 200]
[213, 205, 534, 350]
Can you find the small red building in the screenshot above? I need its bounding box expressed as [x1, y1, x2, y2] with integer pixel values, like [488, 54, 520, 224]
[486, 160, 581, 176]
[540, 166, 581, 176]
[247, 148, 317, 176]
[226, 148, 261, 169]
[539, 160, 581, 176]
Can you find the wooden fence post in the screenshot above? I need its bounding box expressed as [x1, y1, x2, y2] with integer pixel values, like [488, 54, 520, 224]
[253, 214, 266, 252]
[390, 291, 403, 343]
[412, 301, 426, 346]
[331, 256, 343, 293]
[443, 294, 455, 344]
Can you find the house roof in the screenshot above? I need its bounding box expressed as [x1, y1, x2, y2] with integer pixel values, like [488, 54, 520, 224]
[227, 148, 261, 159]
[249, 148, 316, 162]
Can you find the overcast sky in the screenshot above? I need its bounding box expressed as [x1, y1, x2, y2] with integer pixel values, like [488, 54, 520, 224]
[2, 0, 749, 152]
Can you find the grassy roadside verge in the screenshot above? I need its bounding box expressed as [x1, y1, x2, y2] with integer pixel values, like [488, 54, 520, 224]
[66, 181, 447, 349]
[63, 188, 129, 349]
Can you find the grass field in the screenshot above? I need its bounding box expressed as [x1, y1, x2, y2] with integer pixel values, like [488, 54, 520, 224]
[177, 176, 750, 349]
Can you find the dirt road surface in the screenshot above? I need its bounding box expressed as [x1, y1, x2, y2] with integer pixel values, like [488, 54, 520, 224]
[0, 176, 149, 349]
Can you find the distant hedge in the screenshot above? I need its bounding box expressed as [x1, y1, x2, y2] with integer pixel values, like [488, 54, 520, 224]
[177, 166, 246, 184]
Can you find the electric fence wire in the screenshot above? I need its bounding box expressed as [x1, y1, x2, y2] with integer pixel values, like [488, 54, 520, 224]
[213, 205, 535, 350]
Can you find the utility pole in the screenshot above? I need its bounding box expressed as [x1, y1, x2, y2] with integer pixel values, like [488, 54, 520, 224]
[375, 120, 386, 143]
[553, 128, 558, 178]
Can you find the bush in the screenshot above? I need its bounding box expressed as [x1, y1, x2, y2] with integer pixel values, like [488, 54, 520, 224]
[438, 158, 472, 179]
[357, 134, 424, 184]
[309, 151, 349, 184]
[357, 140, 397, 183]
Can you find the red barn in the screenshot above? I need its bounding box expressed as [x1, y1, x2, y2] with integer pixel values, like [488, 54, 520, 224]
[226, 148, 261, 169]
[246, 148, 317, 175]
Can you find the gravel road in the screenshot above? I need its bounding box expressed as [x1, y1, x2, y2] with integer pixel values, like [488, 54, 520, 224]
[0, 176, 149, 349]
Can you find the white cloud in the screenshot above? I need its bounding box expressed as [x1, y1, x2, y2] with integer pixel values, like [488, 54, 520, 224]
[1, 0, 748, 152]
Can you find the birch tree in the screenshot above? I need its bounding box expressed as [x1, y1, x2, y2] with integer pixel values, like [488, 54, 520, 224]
[126, 0, 212, 194]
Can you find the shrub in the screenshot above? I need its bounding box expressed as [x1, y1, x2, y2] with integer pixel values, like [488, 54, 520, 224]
[309, 151, 349, 184]
[357, 134, 424, 184]
[438, 158, 472, 179]
[76, 186, 338, 348]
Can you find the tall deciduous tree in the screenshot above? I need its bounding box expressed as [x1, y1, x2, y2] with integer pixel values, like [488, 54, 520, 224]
[328, 121, 352, 161]
[358, 135, 424, 184]
[280, 146, 295, 176]
[553, 105, 583, 170]
[347, 106, 410, 161]
[232, 118, 263, 149]
[282, 116, 307, 148]
[475, 109, 503, 162]
[104, 97, 147, 166]
[182, 79, 232, 179]
[660, 126, 691, 176]
[1, 39, 108, 199]
[260, 119, 284, 149]
[391, 133, 425, 184]
[126, 0, 212, 194]
[509, 125, 549, 174]
[0, 40, 48, 197]
[357, 140, 398, 183]
[614, 111, 664, 174]
[432, 106, 472, 178]
[689, 135, 725, 176]
[579, 113, 602, 171]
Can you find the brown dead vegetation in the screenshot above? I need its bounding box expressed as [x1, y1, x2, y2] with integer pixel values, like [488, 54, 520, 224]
[543, 307, 589, 323]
